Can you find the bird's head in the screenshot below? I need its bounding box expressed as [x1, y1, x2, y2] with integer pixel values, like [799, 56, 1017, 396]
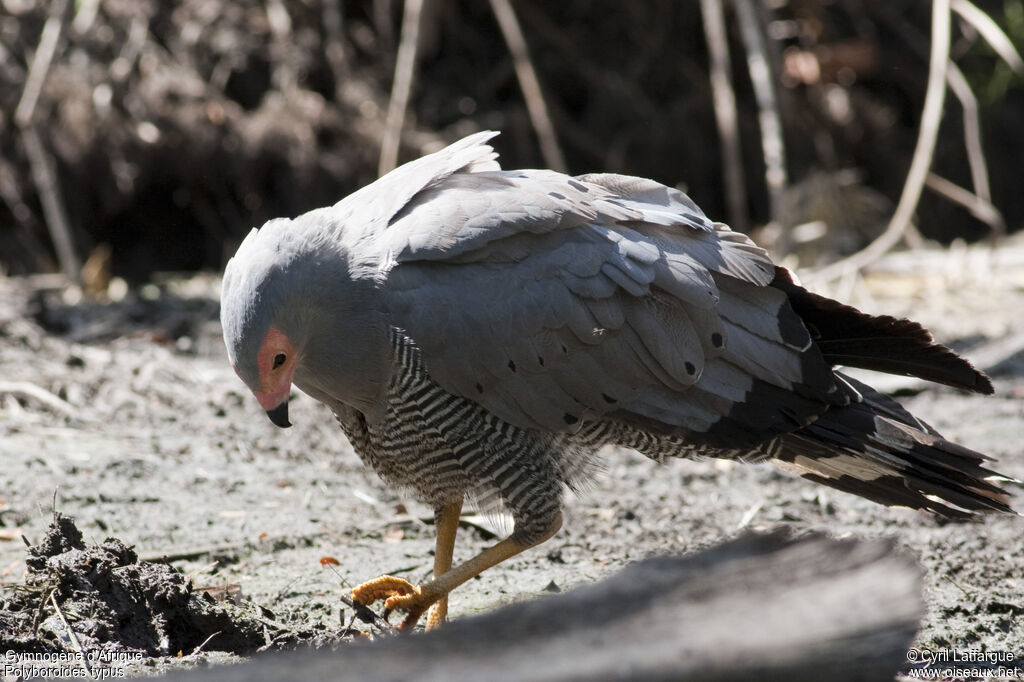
[221, 210, 391, 428]
[220, 217, 324, 429]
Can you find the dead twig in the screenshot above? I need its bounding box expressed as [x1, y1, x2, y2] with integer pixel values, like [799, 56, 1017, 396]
[321, 563, 398, 636]
[734, 0, 787, 220]
[0, 157, 52, 271]
[111, 15, 148, 82]
[49, 589, 96, 679]
[145, 533, 328, 565]
[379, 0, 425, 176]
[945, 60, 1000, 238]
[188, 630, 221, 657]
[514, 2, 660, 130]
[737, 499, 765, 529]
[488, 0, 566, 172]
[14, 0, 66, 127]
[0, 381, 81, 420]
[70, 0, 101, 35]
[699, 0, 747, 233]
[15, 0, 80, 284]
[952, 0, 1024, 74]
[808, 0, 952, 284]
[925, 172, 1006, 236]
[337, 593, 398, 636]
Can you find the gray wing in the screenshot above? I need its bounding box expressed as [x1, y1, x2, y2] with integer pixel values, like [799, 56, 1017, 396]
[331, 130, 502, 243]
[383, 168, 844, 442]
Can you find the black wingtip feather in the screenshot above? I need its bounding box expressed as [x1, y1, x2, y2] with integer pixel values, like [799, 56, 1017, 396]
[771, 267, 994, 395]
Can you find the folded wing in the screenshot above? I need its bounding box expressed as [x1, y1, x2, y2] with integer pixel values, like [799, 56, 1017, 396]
[383, 168, 844, 445]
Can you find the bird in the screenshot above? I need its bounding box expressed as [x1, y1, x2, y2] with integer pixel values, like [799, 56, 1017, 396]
[220, 131, 1012, 631]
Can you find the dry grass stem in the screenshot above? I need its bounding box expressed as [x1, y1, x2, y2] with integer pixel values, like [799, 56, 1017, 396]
[488, 0, 566, 172]
[0, 381, 81, 420]
[49, 589, 96, 679]
[925, 172, 1006, 237]
[945, 61, 999, 237]
[700, 0, 747, 233]
[379, 0, 425, 176]
[808, 0, 952, 284]
[952, 0, 1024, 74]
[15, 0, 80, 283]
[735, 0, 787, 220]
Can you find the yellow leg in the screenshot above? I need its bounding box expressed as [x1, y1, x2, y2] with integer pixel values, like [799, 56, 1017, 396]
[425, 499, 463, 629]
[352, 511, 562, 632]
[350, 499, 464, 630]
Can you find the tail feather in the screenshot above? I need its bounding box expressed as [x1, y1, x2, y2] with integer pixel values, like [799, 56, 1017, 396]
[773, 390, 1013, 518]
[771, 267, 994, 395]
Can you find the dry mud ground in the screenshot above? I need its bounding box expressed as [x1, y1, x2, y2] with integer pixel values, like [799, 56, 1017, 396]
[1, 241, 1023, 680]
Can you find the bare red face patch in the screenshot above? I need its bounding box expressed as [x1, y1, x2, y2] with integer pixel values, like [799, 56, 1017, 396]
[254, 326, 297, 407]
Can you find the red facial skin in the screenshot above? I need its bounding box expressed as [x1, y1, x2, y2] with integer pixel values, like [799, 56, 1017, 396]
[250, 326, 297, 411]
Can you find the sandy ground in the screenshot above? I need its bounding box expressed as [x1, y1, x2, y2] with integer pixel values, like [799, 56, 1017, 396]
[1, 240, 1023, 679]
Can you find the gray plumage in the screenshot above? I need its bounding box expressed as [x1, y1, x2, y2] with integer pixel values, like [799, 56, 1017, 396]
[221, 131, 1011, 552]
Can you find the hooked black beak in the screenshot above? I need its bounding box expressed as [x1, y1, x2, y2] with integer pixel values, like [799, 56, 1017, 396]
[266, 401, 291, 428]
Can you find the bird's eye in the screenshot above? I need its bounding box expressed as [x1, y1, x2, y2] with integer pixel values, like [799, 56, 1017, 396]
[272, 353, 286, 370]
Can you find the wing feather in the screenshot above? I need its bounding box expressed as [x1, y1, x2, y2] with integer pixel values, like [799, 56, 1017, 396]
[382, 157, 832, 437]
[623, 301, 702, 387]
[335, 131, 500, 241]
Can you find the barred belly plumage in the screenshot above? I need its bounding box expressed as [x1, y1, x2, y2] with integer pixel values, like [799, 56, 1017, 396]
[332, 330, 761, 544]
[332, 330, 567, 543]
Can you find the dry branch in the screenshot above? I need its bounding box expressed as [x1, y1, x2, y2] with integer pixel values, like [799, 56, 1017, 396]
[699, 0, 747, 233]
[808, 0, 952, 284]
[20, 128, 79, 284]
[265, 0, 295, 91]
[925, 172, 1006, 236]
[14, 1, 66, 127]
[337, 593, 398, 637]
[70, 0, 101, 35]
[734, 0, 787, 221]
[952, 0, 1024, 74]
[0, 381, 81, 420]
[15, 0, 80, 284]
[945, 60, 998, 236]
[49, 589, 96, 679]
[322, 0, 348, 94]
[488, 0, 566, 172]
[379, 0, 426, 176]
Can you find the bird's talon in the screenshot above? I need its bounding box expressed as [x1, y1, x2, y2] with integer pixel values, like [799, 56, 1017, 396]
[351, 575, 436, 631]
[384, 588, 425, 612]
[351, 575, 417, 607]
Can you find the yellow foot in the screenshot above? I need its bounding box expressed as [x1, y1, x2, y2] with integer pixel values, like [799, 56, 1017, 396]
[351, 575, 440, 632]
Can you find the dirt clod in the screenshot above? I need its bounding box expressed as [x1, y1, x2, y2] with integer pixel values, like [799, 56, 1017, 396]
[3, 513, 267, 657]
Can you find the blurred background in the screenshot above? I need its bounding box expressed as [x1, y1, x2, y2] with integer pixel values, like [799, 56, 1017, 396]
[1, 0, 1022, 286]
